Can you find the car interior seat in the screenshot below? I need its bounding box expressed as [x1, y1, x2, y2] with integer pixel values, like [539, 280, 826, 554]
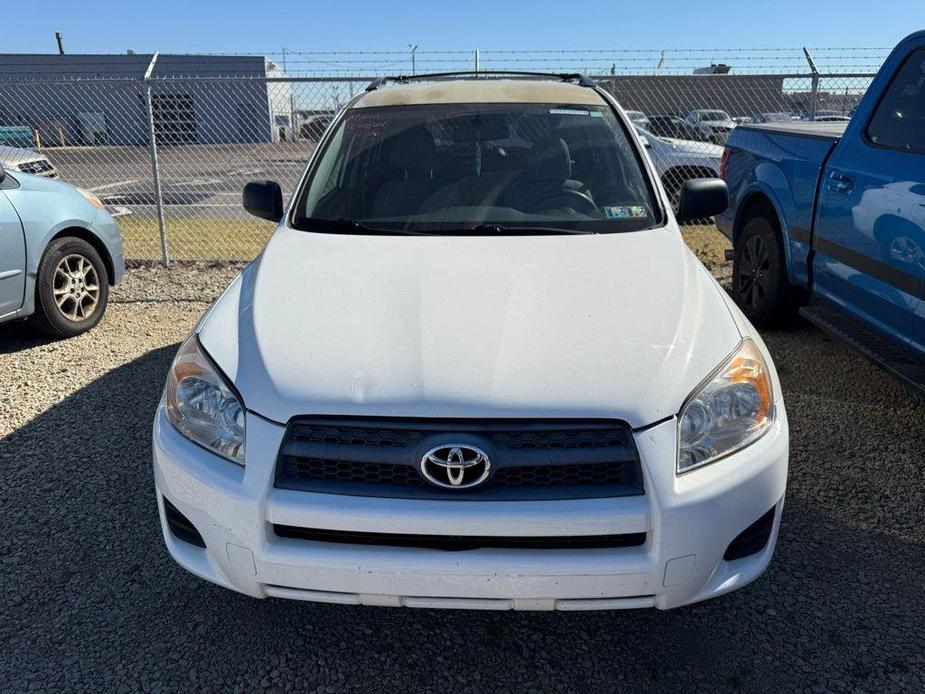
[370, 127, 437, 218]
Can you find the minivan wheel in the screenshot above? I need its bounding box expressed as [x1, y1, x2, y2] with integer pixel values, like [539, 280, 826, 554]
[733, 216, 795, 328]
[32, 237, 110, 338]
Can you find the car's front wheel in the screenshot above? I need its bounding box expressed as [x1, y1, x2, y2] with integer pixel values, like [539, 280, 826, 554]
[32, 236, 110, 338]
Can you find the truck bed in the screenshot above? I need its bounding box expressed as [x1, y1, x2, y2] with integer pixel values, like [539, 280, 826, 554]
[715, 121, 844, 256]
[738, 121, 847, 140]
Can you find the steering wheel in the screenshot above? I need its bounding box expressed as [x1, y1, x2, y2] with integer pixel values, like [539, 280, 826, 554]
[542, 188, 598, 215]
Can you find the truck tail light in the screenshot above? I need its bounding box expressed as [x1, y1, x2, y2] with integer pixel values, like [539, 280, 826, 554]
[719, 148, 731, 180]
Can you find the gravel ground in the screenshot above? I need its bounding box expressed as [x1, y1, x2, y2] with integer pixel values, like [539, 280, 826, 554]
[1, 232, 924, 693]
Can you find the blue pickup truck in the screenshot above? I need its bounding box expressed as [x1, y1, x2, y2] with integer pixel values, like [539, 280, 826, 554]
[717, 30, 925, 392]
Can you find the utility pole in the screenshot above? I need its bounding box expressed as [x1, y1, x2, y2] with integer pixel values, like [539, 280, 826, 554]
[143, 52, 168, 266]
[803, 47, 820, 121]
[55, 32, 65, 55]
[281, 46, 295, 141]
[408, 44, 418, 76]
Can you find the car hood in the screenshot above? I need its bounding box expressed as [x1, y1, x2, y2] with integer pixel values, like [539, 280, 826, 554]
[4, 169, 76, 193]
[0, 145, 45, 165]
[198, 225, 742, 429]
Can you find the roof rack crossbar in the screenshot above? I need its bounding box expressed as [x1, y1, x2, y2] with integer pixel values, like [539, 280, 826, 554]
[364, 71, 596, 92]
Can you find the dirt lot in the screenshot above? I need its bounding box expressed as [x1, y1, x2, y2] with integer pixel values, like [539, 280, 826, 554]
[1, 228, 923, 693]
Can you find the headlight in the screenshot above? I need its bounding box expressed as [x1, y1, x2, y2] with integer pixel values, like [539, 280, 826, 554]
[163, 335, 245, 465]
[677, 340, 774, 473]
[77, 187, 105, 208]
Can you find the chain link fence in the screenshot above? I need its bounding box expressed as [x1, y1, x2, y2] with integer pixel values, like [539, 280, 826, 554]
[0, 48, 883, 263]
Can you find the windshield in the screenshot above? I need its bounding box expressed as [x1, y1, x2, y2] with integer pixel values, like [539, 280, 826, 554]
[701, 111, 731, 121]
[293, 101, 660, 234]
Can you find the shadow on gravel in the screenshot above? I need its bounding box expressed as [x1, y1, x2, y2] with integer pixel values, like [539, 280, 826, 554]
[1, 336, 923, 692]
[0, 322, 56, 355]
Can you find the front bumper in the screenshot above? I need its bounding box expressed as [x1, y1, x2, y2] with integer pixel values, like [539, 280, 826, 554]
[91, 209, 125, 285]
[152, 403, 788, 610]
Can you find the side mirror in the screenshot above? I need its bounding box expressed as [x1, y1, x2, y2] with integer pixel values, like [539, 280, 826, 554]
[243, 180, 283, 221]
[676, 178, 728, 222]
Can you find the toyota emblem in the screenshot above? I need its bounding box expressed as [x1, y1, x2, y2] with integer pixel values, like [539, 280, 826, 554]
[420, 444, 491, 489]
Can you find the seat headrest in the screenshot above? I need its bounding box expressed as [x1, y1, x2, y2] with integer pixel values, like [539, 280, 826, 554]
[390, 126, 437, 172]
[526, 137, 572, 181]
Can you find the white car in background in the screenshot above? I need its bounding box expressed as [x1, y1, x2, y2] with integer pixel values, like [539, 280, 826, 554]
[624, 110, 650, 128]
[636, 126, 724, 212]
[685, 109, 737, 143]
[0, 146, 58, 178]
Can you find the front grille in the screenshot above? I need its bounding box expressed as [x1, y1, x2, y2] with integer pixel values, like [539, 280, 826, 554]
[492, 462, 626, 487]
[289, 457, 425, 485]
[273, 525, 647, 551]
[276, 417, 643, 501]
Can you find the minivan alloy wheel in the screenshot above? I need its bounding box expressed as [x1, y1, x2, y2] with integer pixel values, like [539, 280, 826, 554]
[53, 253, 101, 321]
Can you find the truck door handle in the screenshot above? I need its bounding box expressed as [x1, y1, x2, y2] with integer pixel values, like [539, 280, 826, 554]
[828, 171, 855, 193]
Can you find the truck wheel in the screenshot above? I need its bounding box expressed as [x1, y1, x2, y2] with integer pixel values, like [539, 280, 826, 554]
[31, 237, 110, 338]
[733, 216, 795, 328]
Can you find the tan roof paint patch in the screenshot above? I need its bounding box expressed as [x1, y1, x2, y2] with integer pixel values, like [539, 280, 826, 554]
[356, 79, 605, 108]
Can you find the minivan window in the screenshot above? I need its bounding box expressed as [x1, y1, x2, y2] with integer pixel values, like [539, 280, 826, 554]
[293, 101, 660, 234]
[867, 48, 925, 153]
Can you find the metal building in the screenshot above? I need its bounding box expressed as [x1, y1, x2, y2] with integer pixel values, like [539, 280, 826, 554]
[0, 53, 292, 146]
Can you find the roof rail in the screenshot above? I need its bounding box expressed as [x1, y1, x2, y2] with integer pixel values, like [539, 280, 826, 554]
[364, 71, 596, 92]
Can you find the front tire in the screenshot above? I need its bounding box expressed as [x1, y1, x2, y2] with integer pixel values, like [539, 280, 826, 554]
[31, 237, 110, 338]
[732, 216, 795, 328]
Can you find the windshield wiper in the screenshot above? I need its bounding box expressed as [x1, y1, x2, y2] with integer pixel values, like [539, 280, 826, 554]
[297, 217, 430, 236]
[468, 224, 594, 235]
[296, 218, 594, 236]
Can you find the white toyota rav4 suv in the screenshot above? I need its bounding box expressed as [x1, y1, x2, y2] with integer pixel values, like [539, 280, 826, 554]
[153, 73, 788, 611]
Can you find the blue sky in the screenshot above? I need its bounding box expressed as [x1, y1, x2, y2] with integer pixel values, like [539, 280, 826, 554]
[1, 0, 922, 56]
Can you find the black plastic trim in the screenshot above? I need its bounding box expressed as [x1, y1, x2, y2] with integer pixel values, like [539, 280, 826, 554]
[723, 506, 775, 561]
[813, 236, 925, 300]
[364, 71, 596, 92]
[163, 497, 206, 548]
[799, 300, 925, 396]
[273, 525, 646, 551]
[274, 416, 644, 501]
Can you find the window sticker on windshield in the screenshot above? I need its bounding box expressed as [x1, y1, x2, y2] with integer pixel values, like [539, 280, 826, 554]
[604, 204, 649, 220]
[549, 108, 591, 116]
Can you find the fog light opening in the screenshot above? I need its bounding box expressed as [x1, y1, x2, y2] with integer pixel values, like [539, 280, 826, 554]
[723, 506, 776, 561]
[163, 497, 206, 548]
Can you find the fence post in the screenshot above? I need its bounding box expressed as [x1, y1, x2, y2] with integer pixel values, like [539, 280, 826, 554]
[803, 47, 820, 121]
[474, 49, 480, 73]
[143, 52, 169, 267]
